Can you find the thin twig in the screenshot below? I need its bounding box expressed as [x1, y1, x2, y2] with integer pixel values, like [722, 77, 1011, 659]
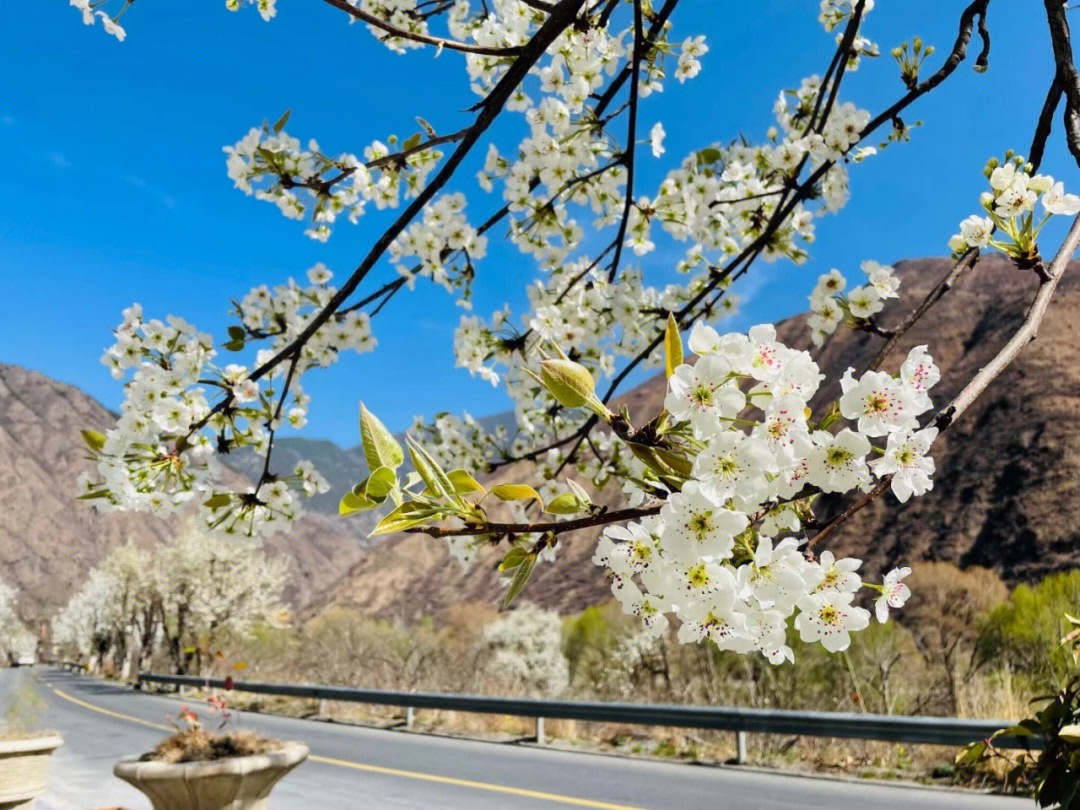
[320, 0, 527, 56]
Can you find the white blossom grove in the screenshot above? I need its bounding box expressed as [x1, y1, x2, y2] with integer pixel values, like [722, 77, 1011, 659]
[52, 531, 287, 674]
[68, 0, 1080, 663]
[0, 581, 34, 659]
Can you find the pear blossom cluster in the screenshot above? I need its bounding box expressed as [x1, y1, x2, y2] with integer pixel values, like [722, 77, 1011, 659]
[161, 0, 882, 485]
[441, 78, 881, 471]
[225, 0, 277, 23]
[224, 122, 446, 241]
[807, 260, 900, 345]
[68, 0, 128, 40]
[819, 0, 879, 68]
[948, 155, 1080, 263]
[78, 268, 384, 537]
[408, 410, 505, 473]
[591, 320, 933, 661]
[430, 7, 884, 472]
[237, 264, 377, 371]
[388, 192, 488, 299]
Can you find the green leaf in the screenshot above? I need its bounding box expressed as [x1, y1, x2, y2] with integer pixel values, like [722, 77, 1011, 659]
[80, 429, 107, 452]
[545, 493, 585, 515]
[272, 109, 291, 133]
[340, 490, 376, 516]
[566, 478, 592, 506]
[77, 490, 113, 501]
[627, 442, 693, 479]
[402, 132, 423, 151]
[1058, 723, 1080, 744]
[664, 313, 683, 379]
[697, 146, 722, 165]
[447, 469, 485, 495]
[359, 402, 404, 471]
[503, 552, 537, 608]
[425, 469, 486, 497]
[227, 325, 246, 341]
[491, 484, 544, 508]
[956, 740, 987, 766]
[202, 493, 232, 510]
[372, 501, 444, 535]
[224, 339, 245, 352]
[407, 437, 456, 503]
[364, 466, 398, 504]
[499, 547, 529, 571]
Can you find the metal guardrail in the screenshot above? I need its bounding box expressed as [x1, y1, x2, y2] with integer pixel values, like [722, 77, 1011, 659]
[137, 673, 1042, 755]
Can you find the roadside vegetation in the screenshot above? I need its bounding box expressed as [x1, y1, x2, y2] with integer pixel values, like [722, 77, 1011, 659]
[51, 558, 1080, 791]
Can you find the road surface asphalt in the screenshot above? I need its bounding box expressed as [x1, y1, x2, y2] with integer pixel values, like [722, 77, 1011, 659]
[0, 666, 1029, 810]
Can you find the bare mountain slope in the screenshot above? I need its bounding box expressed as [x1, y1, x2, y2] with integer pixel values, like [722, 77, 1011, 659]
[320, 255, 1080, 620]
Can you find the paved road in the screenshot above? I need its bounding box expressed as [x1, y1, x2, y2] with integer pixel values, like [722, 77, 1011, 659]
[2, 667, 1027, 810]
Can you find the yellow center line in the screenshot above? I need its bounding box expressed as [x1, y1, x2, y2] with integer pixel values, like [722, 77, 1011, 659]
[48, 684, 650, 810]
[52, 687, 173, 732]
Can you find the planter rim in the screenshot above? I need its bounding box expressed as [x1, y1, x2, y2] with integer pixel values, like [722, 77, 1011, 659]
[0, 733, 63, 755]
[113, 740, 307, 780]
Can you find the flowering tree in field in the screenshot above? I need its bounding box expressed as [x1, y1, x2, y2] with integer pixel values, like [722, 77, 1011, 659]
[53, 531, 287, 675]
[483, 602, 569, 695]
[154, 528, 288, 674]
[0, 582, 34, 661]
[71, 0, 1080, 665]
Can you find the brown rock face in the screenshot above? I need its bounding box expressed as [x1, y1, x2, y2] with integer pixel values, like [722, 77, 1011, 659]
[321, 255, 1080, 619]
[0, 364, 367, 622]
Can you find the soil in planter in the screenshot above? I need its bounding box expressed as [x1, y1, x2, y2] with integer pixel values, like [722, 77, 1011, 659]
[141, 728, 283, 763]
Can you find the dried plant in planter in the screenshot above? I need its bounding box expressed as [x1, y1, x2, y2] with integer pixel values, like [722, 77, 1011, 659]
[144, 726, 282, 764]
[116, 701, 306, 810]
[142, 700, 284, 763]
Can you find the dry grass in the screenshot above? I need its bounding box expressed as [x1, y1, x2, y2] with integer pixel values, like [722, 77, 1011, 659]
[143, 727, 282, 763]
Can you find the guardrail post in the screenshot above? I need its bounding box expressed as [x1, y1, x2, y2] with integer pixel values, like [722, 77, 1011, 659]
[319, 699, 328, 718]
[736, 730, 747, 765]
[406, 706, 415, 730]
[536, 716, 545, 745]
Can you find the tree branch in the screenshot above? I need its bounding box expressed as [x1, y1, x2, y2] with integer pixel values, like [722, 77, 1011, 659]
[606, 0, 644, 283]
[406, 502, 663, 539]
[320, 0, 527, 56]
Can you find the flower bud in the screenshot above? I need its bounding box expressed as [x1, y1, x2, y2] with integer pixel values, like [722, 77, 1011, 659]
[539, 359, 612, 420]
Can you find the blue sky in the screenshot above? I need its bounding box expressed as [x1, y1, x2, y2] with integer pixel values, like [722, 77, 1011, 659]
[0, 1, 1069, 440]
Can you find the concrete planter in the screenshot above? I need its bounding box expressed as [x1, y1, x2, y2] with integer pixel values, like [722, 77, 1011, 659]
[0, 733, 63, 810]
[114, 741, 307, 810]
